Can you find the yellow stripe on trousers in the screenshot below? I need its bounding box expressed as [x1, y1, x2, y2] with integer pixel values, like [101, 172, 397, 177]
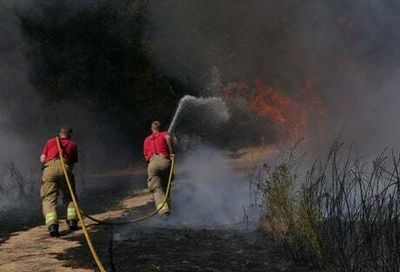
[67, 208, 77, 220]
[45, 212, 58, 225]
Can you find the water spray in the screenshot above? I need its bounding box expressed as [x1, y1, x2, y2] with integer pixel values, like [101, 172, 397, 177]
[168, 95, 230, 134]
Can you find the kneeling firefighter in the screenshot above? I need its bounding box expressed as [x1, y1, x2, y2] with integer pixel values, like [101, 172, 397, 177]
[143, 121, 175, 215]
[40, 126, 79, 237]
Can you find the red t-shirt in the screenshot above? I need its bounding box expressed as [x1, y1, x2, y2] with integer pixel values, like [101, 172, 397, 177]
[41, 137, 78, 164]
[143, 131, 170, 161]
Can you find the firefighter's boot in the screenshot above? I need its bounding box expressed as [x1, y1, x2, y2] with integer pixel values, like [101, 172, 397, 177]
[68, 219, 78, 231]
[156, 197, 170, 215]
[48, 224, 59, 237]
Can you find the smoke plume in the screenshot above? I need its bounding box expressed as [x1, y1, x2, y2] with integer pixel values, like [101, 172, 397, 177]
[147, 0, 400, 154]
[0, 0, 43, 210]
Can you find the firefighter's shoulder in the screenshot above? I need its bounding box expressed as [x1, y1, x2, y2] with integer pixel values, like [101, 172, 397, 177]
[46, 137, 57, 144]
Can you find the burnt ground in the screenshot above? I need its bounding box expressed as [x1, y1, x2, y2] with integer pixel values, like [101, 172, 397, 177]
[0, 171, 311, 272]
[59, 225, 310, 272]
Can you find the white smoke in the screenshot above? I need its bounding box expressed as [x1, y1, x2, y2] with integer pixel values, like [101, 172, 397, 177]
[114, 145, 260, 241]
[165, 146, 259, 228]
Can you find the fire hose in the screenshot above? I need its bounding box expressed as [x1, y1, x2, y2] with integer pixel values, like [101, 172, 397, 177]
[56, 137, 175, 272]
[82, 157, 175, 225]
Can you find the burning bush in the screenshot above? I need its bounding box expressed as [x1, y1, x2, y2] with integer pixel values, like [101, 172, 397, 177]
[223, 77, 325, 144]
[259, 141, 400, 271]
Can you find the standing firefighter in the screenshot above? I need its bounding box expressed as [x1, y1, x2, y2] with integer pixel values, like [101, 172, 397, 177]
[40, 126, 79, 237]
[144, 121, 175, 215]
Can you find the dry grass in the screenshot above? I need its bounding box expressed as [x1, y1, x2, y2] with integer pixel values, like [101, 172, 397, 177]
[259, 140, 400, 271]
[0, 162, 37, 211]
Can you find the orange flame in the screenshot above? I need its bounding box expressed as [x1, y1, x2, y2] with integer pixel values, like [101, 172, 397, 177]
[224, 77, 325, 142]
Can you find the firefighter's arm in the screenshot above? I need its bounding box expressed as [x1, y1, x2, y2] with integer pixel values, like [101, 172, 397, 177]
[165, 134, 175, 158]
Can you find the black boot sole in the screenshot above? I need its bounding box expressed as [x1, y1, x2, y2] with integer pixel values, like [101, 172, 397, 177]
[68, 220, 79, 231]
[48, 225, 59, 237]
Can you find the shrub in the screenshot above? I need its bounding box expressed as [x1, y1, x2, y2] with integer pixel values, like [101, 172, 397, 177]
[261, 141, 400, 271]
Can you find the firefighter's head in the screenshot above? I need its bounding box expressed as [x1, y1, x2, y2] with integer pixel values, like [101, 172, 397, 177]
[59, 125, 73, 139]
[151, 121, 161, 133]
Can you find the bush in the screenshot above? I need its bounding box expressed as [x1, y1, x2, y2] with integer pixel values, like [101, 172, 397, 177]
[260, 141, 400, 271]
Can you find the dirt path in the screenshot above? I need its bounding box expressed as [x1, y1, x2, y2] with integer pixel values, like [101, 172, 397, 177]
[0, 174, 152, 272]
[0, 169, 308, 272]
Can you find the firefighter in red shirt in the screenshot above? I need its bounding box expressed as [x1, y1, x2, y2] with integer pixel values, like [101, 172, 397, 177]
[40, 126, 79, 237]
[144, 121, 175, 215]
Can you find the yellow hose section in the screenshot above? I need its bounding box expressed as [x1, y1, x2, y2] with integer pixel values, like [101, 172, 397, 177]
[56, 137, 106, 272]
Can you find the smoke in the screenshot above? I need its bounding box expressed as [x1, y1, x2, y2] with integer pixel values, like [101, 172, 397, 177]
[0, 0, 41, 160]
[0, 0, 138, 164]
[0, 0, 47, 212]
[146, 0, 400, 155]
[167, 146, 258, 228]
[0, 0, 125, 211]
[114, 145, 259, 237]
